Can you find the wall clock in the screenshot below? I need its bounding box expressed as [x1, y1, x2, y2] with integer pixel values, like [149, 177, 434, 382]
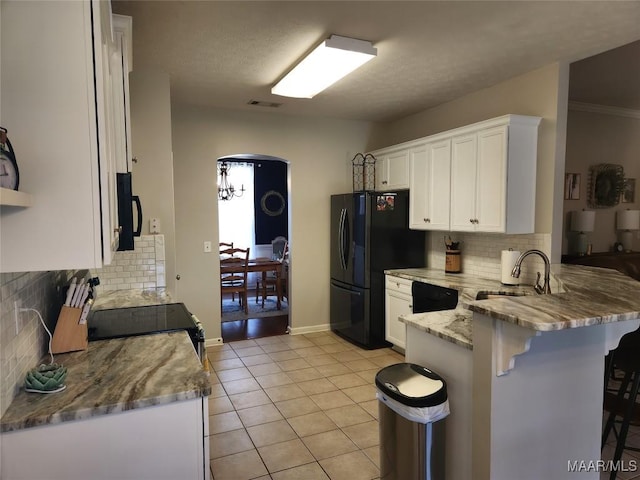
[0, 127, 19, 190]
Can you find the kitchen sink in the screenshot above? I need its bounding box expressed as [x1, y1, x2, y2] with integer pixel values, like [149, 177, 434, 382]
[475, 291, 529, 301]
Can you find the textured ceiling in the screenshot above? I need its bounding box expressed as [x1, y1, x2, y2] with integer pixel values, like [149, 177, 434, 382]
[112, 1, 640, 122]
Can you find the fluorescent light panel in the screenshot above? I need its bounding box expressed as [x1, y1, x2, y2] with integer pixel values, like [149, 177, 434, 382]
[272, 35, 377, 99]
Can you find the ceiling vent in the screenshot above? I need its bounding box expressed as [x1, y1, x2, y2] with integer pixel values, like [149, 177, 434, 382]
[247, 100, 282, 108]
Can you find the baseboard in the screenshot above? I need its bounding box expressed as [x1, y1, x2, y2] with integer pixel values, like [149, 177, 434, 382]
[205, 337, 224, 347]
[288, 323, 331, 336]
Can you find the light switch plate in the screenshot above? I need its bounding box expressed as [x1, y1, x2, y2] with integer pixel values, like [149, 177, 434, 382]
[204, 241, 212, 253]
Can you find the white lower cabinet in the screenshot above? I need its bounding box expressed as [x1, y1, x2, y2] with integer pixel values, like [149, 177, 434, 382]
[385, 275, 413, 349]
[1, 398, 209, 480]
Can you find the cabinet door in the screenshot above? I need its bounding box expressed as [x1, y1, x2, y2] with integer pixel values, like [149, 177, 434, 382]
[377, 151, 409, 191]
[385, 288, 412, 349]
[476, 126, 507, 232]
[112, 15, 133, 173]
[426, 139, 451, 230]
[450, 134, 477, 231]
[409, 145, 429, 229]
[93, 0, 120, 265]
[410, 140, 451, 231]
[385, 150, 409, 190]
[0, 1, 112, 272]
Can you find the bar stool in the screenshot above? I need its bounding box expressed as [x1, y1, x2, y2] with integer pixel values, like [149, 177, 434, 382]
[601, 346, 640, 480]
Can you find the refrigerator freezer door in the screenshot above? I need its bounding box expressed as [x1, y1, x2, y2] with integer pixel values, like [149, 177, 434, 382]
[330, 193, 370, 288]
[330, 280, 370, 347]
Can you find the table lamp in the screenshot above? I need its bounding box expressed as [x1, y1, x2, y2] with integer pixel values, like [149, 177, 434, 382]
[571, 210, 595, 255]
[616, 209, 640, 252]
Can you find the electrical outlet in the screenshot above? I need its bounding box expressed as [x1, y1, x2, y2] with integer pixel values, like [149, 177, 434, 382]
[204, 241, 212, 253]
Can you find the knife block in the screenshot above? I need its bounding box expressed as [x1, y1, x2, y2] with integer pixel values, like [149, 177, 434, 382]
[51, 306, 88, 354]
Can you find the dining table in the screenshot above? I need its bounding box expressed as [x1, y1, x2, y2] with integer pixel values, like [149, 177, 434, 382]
[220, 257, 285, 310]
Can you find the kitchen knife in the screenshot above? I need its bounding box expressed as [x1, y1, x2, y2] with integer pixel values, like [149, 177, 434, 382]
[78, 298, 93, 324]
[77, 284, 90, 308]
[70, 282, 84, 308]
[64, 278, 77, 306]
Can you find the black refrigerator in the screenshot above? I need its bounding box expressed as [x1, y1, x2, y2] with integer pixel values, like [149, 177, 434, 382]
[330, 191, 426, 349]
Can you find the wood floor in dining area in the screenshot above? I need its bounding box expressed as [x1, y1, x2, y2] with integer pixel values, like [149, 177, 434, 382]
[221, 290, 289, 342]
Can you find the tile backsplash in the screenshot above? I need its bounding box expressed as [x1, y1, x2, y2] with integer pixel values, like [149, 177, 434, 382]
[0, 270, 78, 417]
[428, 232, 551, 285]
[91, 235, 166, 292]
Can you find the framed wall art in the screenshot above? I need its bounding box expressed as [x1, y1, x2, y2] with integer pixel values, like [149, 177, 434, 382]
[588, 164, 624, 208]
[622, 178, 636, 203]
[564, 173, 580, 200]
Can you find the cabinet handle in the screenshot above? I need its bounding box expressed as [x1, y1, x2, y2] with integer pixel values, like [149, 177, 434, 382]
[382, 181, 388, 185]
[114, 226, 122, 234]
[474, 219, 479, 224]
[424, 218, 430, 223]
[469, 219, 474, 224]
[409, 304, 413, 309]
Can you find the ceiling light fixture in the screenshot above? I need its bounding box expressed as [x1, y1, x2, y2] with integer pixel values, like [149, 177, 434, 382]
[271, 35, 377, 99]
[217, 161, 245, 201]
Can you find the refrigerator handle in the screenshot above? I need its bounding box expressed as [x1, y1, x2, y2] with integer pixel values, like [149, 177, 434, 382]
[338, 208, 347, 270]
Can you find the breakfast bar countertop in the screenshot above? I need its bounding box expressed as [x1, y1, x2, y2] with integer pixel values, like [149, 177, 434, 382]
[0, 331, 210, 433]
[386, 264, 640, 347]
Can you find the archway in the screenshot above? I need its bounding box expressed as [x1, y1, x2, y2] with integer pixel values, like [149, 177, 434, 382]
[216, 154, 291, 341]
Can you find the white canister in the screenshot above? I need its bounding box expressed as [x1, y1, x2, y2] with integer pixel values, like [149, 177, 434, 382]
[501, 249, 521, 285]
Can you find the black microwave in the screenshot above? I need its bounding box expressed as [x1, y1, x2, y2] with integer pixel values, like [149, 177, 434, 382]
[116, 172, 142, 251]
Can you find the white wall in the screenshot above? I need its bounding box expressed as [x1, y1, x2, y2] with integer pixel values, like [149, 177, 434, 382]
[170, 105, 374, 341]
[563, 109, 640, 253]
[129, 70, 177, 294]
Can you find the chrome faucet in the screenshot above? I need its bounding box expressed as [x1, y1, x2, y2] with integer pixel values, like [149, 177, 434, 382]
[511, 249, 552, 294]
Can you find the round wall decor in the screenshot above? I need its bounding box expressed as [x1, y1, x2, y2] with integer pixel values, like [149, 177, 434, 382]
[260, 190, 285, 217]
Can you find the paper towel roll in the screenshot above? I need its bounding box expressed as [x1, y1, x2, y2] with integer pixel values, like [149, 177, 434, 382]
[501, 250, 521, 285]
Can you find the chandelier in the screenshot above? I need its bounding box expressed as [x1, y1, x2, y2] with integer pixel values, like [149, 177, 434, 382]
[217, 161, 245, 201]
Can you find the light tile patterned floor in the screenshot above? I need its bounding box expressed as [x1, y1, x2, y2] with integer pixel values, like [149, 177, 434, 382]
[206, 331, 404, 480]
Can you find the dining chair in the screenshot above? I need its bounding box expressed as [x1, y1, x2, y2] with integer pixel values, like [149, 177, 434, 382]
[219, 242, 235, 301]
[220, 246, 250, 314]
[255, 239, 288, 308]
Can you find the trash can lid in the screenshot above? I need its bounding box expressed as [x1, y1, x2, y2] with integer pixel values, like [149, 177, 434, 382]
[375, 363, 447, 408]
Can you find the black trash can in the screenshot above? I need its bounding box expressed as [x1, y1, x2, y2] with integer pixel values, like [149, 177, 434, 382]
[376, 363, 449, 480]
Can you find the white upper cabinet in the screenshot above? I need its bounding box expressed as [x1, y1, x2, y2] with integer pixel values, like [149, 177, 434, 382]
[112, 14, 133, 173]
[407, 114, 540, 233]
[409, 140, 451, 231]
[450, 118, 539, 233]
[0, 1, 130, 272]
[374, 149, 410, 191]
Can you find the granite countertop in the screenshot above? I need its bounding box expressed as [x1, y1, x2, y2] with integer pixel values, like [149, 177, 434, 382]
[92, 288, 172, 310]
[386, 264, 640, 348]
[1, 332, 210, 433]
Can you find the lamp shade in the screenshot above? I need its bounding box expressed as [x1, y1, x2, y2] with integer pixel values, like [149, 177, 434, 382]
[617, 210, 640, 231]
[570, 210, 595, 232]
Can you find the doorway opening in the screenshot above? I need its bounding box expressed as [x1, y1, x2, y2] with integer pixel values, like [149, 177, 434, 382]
[217, 154, 290, 342]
